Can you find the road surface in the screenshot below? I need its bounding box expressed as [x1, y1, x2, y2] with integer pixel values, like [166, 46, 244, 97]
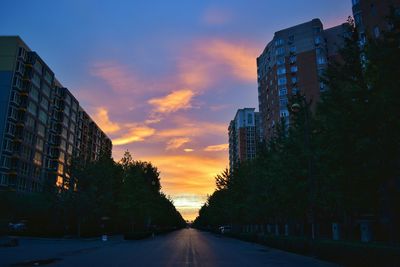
[0, 228, 338, 266]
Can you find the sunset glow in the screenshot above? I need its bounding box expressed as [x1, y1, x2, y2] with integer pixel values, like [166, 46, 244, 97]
[0, 0, 352, 220]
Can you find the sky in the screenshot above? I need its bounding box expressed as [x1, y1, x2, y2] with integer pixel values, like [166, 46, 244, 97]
[0, 0, 352, 220]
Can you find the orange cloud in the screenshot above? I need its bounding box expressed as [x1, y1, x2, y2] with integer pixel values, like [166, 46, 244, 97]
[90, 61, 139, 94]
[147, 154, 227, 196]
[148, 89, 195, 114]
[198, 40, 258, 81]
[184, 148, 194, 152]
[157, 120, 227, 139]
[166, 137, 190, 150]
[113, 126, 156, 145]
[179, 61, 211, 90]
[204, 143, 229, 152]
[92, 107, 121, 134]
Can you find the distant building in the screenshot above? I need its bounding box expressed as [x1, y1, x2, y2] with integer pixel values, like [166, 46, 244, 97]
[257, 19, 349, 142]
[0, 36, 112, 192]
[352, 0, 400, 41]
[228, 108, 261, 172]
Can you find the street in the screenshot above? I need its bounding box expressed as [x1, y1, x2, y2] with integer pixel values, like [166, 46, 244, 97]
[0, 228, 338, 267]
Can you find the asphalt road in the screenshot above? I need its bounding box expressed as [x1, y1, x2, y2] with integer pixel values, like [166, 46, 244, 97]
[0, 228, 338, 267]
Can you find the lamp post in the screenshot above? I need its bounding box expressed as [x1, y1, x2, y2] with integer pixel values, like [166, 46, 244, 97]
[291, 94, 316, 241]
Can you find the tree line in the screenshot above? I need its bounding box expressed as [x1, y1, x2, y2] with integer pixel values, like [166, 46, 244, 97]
[0, 151, 185, 237]
[194, 16, 400, 242]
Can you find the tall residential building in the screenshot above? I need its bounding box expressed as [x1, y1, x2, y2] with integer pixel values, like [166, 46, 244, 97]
[228, 108, 261, 172]
[257, 19, 349, 142]
[352, 0, 400, 41]
[0, 36, 112, 192]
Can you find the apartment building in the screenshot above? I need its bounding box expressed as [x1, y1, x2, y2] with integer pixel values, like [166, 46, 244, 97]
[257, 19, 348, 142]
[352, 0, 400, 41]
[228, 108, 261, 172]
[0, 36, 112, 192]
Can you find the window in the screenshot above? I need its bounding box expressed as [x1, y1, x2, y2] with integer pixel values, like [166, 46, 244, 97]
[288, 35, 295, 43]
[26, 115, 35, 129]
[38, 110, 47, 124]
[57, 164, 64, 175]
[247, 114, 253, 124]
[32, 73, 41, 87]
[44, 71, 53, 85]
[13, 76, 22, 89]
[30, 87, 39, 102]
[289, 46, 297, 53]
[313, 26, 321, 34]
[317, 56, 326, 65]
[0, 174, 8, 185]
[8, 106, 18, 120]
[64, 105, 70, 116]
[278, 77, 287, 86]
[23, 132, 34, 145]
[359, 32, 367, 46]
[315, 36, 322, 45]
[291, 77, 298, 84]
[18, 47, 27, 60]
[275, 38, 284, 46]
[373, 26, 380, 38]
[69, 123, 75, 133]
[320, 82, 325, 91]
[63, 116, 69, 127]
[1, 156, 11, 168]
[56, 176, 63, 187]
[289, 55, 297, 64]
[279, 88, 287, 96]
[37, 123, 45, 137]
[292, 88, 299, 95]
[279, 98, 288, 108]
[5, 122, 16, 135]
[33, 152, 42, 166]
[20, 162, 30, 176]
[10, 91, 20, 105]
[65, 94, 71, 105]
[67, 144, 73, 155]
[42, 84, 51, 98]
[34, 61, 43, 75]
[40, 97, 49, 110]
[275, 47, 285, 56]
[59, 151, 65, 163]
[354, 13, 362, 27]
[71, 112, 77, 123]
[277, 67, 286, 75]
[71, 101, 78, 112]
[62, 128, 68, 139]
[15, 61, 25, 75]
[68, 134, 74, 144]
[280, 110, 289, 117]
[60, 140, 66, 151]
[290, 66, 298, 73]
[36, 138, 44, 152]
[276, 57, 285, 65]
[3, 139, 13, 152]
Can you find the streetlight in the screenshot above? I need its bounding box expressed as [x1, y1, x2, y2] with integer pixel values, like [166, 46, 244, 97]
[291, 94, 316, 241]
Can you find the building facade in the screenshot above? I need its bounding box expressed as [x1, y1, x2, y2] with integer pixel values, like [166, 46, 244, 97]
[0, 36, 112, 192]
[257, 19, 348, 142]
[228, 108, 261, 172]
[352, 0, 400, 41]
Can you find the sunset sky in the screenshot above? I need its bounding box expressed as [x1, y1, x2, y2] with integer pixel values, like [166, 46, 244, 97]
[1, 0, 351, 220]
